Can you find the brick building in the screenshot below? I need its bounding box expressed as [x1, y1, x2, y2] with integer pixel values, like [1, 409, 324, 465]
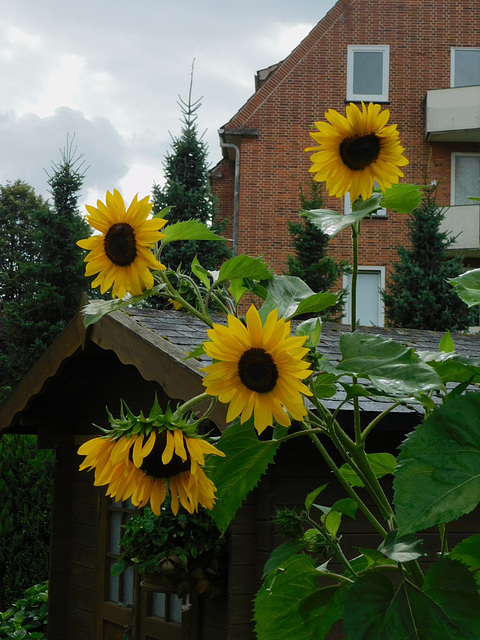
[210, 0, 480, 326]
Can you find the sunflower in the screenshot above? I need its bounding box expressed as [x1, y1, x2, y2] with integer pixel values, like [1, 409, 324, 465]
[305, 102, 409, 202]
[77, 402, 225, 515]
[201, 305, 313, 435]
[77, 189, 168, 298]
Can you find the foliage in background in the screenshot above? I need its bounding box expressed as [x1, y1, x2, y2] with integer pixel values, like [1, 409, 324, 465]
[287, 180, 344, 318]
[113, 499, 228, 598]
[0, 581, 48, 640]
[0, 143, 90, 401]
[150, 67, 230, 282]
[383, 184, 476, 330]
[0, 436, 54, 611]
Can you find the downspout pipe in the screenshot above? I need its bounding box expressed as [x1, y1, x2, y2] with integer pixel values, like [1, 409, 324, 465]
[218, 130, 240, 256]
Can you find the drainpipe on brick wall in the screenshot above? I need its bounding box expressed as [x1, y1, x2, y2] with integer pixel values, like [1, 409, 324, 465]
[218, 131, 240, 256]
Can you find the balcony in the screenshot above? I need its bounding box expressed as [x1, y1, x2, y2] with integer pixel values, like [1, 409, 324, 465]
[426, 86, 480, 142]
[440, 204, 480, 255]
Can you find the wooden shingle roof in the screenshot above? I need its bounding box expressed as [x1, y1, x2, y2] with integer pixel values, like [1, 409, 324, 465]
[1, 304, 479, 435]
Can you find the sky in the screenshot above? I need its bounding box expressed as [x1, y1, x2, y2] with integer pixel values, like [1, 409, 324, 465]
[0, 1, 337, 210]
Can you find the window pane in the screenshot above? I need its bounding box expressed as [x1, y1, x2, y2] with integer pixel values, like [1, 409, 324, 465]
[108, 559, 120, 602]
[151, 592, 166, 619]
[353, 51, 383, 96]
[454, 50, 480, 87]
[109, 511, 122, 555]
[123, 565, 135, 606]
[454, 155, 480, 205]
[170, 595, 183, 624]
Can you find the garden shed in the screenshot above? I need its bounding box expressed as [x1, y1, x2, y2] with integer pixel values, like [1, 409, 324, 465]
[1, 305, 479, 640]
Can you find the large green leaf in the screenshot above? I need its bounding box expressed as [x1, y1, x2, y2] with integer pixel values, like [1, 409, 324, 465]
[419, 351, 480, 385]
[81, 286, 165, 327]
[161, 219, 225, 244]
[377, 529, 426, 563]
[451, 534, 480, 587]
[339, 453, 397, 488]
[254, 554, 345, 640]
[336, 332, 443, 397]
[382, 183, 423, 214]
[256, 275, 339, 321]
[344, 558, 480, 639]
[304, 208, 369, 237]
[217, 254, 273, 284]
[205, 417, 280, 532]
[448, 268, 480, 307]
[394, 393, 480, 535]
[262, 540, 307, 578]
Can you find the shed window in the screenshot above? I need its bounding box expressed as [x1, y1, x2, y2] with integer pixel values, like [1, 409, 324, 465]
[107, 499, 136, 605]
[347, 45, 389, 102]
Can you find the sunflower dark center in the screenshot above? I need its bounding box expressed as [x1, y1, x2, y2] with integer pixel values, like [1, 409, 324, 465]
[133, 431, 191, 478]
[339, 133, 381, 171]
[104, 223, 137, 266]
[238, 348, 278, 393]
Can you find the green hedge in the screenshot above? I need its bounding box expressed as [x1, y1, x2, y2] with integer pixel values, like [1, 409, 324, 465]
[0, 435, 54, 611]
[0, 581, 48, 639]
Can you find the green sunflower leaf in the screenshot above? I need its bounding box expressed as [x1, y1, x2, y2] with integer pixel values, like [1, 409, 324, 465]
[448, 268, 480, 307]
[418, 350, 480, 385]
[205, 417, 280, 533]
[339, 453, 397, 488]
[191, 255, 213, 288]
[254, 554, 346, 640]
[256, 275, 340, 321]
[451, 534, 480, 587]
[394, 393, 480, 535]
[303, 208, 367, 237]
[81, 286, 165, 328]
[336, 332, 443, 397]
[381, 183, 423, 214]
[161, 219, 225, 244]
[262, 540, 307, 578]
[377, 529, 426, 563]
[216, 255, 273, 284]
[343, 558, 480, 640]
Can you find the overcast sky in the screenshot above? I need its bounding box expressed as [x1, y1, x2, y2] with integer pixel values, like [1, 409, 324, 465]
[1, 1, 336, 209]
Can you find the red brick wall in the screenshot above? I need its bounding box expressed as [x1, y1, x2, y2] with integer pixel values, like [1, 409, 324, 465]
[212, 0, 480, 284]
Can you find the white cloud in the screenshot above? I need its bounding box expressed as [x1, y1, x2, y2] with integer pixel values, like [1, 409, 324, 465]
[0, 0, 336, 205]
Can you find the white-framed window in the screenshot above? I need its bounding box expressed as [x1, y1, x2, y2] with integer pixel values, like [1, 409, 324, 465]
[451, 153, 480, 205]
[344, 189, 387, 217]
[450, 48, 480, 88]
[342, 266, 385, 327]
[347, 45, 390, 102]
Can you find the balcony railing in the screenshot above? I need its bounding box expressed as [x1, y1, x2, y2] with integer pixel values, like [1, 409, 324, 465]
[426, 86, 480, 142]
[440, 204, 480, 255]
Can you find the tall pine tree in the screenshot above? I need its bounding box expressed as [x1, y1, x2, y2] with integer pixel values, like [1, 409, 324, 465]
[287, 180, 343, 316]
[0, 142, 90, 399]
[152, 65, 230, 272]
[383, 184, 475, 331]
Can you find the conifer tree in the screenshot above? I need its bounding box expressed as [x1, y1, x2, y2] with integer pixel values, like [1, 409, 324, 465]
[287, 180, 343, 315]
[0, 142, 90, 398]
[383, 184, 475, 331]
[152, 65, 230, 273]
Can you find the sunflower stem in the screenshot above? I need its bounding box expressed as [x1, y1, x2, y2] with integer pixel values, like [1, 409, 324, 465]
[156, 270, 214, 328]
[299, 423, 387, 538]
[175, 393, 215, 419]
[350, 221, 360, 333]
[311, 398, 394, 524]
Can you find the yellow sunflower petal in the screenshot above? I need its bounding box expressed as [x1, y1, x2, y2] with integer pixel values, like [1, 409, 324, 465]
[77, 189, 166, 298]
[306, 102, 408, 200]
[202, 306, 312, 434]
